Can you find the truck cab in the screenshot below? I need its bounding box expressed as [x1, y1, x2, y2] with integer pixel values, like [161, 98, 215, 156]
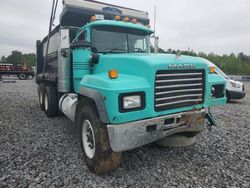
[36, 0, 227, 174]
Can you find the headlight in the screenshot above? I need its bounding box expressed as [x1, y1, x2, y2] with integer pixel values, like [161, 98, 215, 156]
[123, 95, 141, 109]
[119, 92, 145, 112]
[229, 81, 241, 88]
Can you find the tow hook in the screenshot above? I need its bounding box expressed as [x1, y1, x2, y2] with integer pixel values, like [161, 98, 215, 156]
[205, 107, 217, 131]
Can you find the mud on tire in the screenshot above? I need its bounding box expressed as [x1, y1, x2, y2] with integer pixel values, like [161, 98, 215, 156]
[75, 99, 121, 175]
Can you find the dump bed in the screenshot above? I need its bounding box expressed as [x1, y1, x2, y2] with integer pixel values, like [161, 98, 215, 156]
[61, 0, 149, 27]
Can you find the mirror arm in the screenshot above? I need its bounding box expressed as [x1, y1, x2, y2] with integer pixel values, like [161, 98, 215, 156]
[154, 36, 159, 54]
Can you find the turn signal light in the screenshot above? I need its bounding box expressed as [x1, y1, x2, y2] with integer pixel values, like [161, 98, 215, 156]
[108, 70, 118, 79]
[90, 16, 96, 22]
[123, 17, 130, 22]
[115, 15, 121, 21]
[210, 66, 215, 73]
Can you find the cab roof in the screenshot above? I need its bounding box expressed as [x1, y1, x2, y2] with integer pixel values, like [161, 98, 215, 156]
[84, 20, 153, 34]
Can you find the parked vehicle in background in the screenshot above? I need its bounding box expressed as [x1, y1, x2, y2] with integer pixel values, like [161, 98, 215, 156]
[36, 0, 227, 174]
[0, 63, 34, 80]
[203, 60, 245, 102]
[216, 67, 245, 101]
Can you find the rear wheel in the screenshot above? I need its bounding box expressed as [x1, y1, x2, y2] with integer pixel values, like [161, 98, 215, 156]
[75, 100, 121, 175]
[44, 85, 58, 117]
[18, 73, 27, 80]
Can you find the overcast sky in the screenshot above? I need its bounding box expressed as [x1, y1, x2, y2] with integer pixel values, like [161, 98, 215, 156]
[0, 0, 250, 57]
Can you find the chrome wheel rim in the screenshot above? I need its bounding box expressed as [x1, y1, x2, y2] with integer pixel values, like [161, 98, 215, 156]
[44, 93, 48, 111]
[39, 90, 43, 105]
[82, 120, 95, 159]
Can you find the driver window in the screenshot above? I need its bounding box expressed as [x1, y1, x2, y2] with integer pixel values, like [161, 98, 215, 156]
[78, 31, 86, 41]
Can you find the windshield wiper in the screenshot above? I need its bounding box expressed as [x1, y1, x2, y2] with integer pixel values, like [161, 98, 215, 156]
[103, 48, 127, 54]
[131, 48, 147, 53]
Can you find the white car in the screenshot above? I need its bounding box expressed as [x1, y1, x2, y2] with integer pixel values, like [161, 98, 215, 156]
[204, 59, 245, 102]
[215, 67, 245, 101]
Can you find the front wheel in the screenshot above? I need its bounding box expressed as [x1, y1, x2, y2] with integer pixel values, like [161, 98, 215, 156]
[75, 100, 121, 175]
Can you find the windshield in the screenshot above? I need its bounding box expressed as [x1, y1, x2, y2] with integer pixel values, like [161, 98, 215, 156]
[215, 67, 229, 79]
[92, 26, 150, 53]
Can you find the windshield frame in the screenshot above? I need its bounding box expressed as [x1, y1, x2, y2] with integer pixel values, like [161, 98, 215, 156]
[90, 25, 151, 54]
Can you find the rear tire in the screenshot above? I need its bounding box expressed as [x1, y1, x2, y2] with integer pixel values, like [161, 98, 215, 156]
[18, 74, 27, 80]
[38, 83, 45, 111]
[44, 85, 58, 117]
[75, 100, 121, 175]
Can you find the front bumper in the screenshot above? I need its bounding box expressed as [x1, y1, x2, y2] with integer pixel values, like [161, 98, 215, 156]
[107, 109, 205, 152]
[228, 90, 246, 100]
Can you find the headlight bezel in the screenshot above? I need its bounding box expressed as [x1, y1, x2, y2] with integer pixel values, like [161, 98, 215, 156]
[119, 92, 146, 113]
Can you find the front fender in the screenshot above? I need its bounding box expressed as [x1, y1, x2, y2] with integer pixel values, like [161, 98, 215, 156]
[78, 73, 151, 124]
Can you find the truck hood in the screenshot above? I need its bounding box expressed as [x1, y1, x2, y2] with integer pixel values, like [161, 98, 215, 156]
[94, 53, 209, 81]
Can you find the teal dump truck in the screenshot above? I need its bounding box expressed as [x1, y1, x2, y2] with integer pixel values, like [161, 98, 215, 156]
[36, 0, 227, 174]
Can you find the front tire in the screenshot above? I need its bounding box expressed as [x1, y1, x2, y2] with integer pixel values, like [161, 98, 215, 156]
[75, 100, 121, 175]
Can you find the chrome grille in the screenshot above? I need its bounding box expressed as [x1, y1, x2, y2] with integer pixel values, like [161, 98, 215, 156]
[155, 70, 205, 111]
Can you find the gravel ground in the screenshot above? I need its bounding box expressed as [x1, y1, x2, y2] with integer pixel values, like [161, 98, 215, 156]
[0, 78, 249, 188]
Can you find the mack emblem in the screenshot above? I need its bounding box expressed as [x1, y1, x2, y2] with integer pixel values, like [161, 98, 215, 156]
[169, 64, 196, 69]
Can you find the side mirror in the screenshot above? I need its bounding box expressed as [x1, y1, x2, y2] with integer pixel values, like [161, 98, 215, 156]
[71, 40, 91, 49]
[90, 54, 100, 72]
[91, 54, 100, 65]
[60, 48, 70, 58]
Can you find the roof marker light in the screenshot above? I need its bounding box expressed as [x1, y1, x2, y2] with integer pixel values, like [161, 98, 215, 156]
[90, 16, 96, 22]
[115, 15, 121, 21]
[131, 18, 137, 24]
[123, 17, 130, 22]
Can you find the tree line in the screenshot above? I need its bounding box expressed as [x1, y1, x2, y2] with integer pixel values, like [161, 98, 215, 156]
[1, 49, 250, 75]
[158, 48, 250, 75]
[0, 51, 36, 68]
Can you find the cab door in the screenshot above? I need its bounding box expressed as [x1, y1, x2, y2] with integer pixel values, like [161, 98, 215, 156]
[72, 29, 91, 92]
